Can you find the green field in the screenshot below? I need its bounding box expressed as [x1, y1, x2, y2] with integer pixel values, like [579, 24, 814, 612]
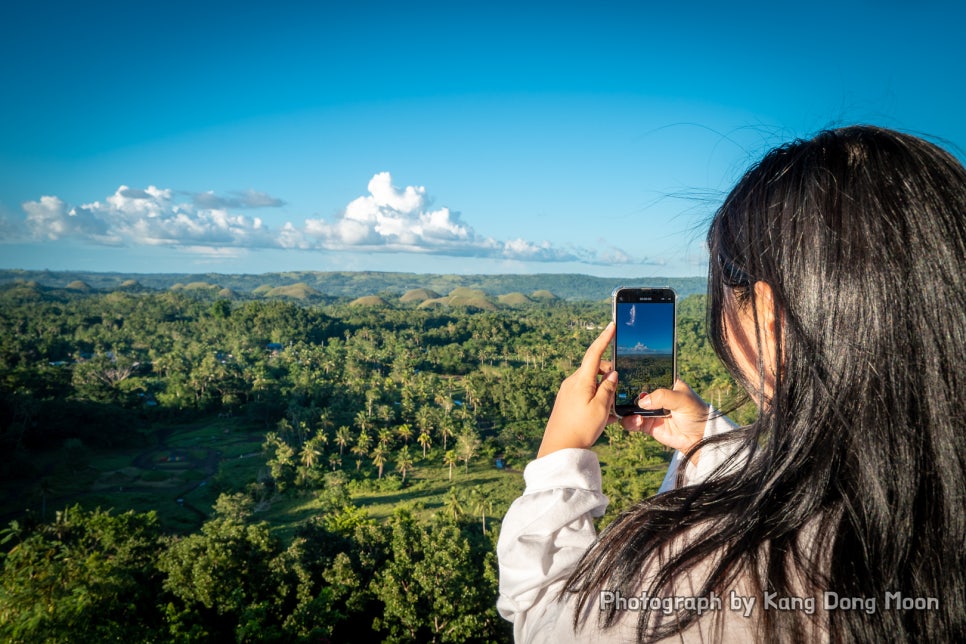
[0, 416, 265, 532]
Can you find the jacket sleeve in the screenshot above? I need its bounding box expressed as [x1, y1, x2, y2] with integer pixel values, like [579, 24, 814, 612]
[496, 448, 607, 641]
[497, 410, 741, 641]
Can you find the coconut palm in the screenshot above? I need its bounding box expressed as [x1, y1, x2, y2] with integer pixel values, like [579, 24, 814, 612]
[395, 446, 415, 483]
[443, 450, 458, 481]
[444, 487, 464, 520]
[415, 406, 435, 441]
[371, 444, 388, 479]
[350, 444, 367, 471]
[378, 427, 394, 449]
[438, 415, 455, 451]
[396, 423, 413, 444]
[334, 425, 352, 457]
[355, 429, 372, 454]
[469, 485, 493, 534]
[417, 430, 432, 458]
[455, 432, 481, 473]
[300, 439, 322, 470]
[354, 409, 371, 434]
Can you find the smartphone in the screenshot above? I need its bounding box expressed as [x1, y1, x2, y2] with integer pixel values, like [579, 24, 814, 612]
[611, 287, 676, 417]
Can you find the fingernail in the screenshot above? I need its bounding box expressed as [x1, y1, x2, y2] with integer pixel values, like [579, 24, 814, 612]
[639, 394, 652, 408]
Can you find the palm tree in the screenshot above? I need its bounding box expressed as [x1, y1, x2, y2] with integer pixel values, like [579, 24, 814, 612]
[364, 388, 379, 418]
[435, 390, 455, 415]
[300, 439, 322, 470]
[417, 430, 432, 458]
[443, 450, 458, 481]
[438, 416, 455, 451]
[335, 425, 352, 457]
[328, 453, 342, 471]
[371, 444, 388, 479]
[377, 427, 394, 449]
[444, 487, 464, 520]
[317, 409, 334, 438]
[375, 403, 394, 427]
[395, 446, 415, 483]
[350, 444, 367, 471]
[396, 423, 413, 444]
[469, 485, 493, 534]
[456, 432, 481, 473]
[415, 406, 434, 441]
[354, 409, 371, 434]
[356, 429, 372, 455]
[463, 378, 481, 413]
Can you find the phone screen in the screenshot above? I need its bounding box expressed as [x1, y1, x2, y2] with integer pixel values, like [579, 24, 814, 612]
[612, 288, 676, 416]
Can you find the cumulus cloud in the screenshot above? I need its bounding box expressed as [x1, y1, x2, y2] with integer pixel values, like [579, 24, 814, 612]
[21, 185, 274, 248]
[10, 173, 656, 265]
[300, 172, 494, 254]
[23, 195, 112, 241]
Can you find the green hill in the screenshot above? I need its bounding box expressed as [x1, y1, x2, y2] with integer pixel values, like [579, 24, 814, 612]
[399, 288, 440, 304]
[530, 289, 558, 301]
[497, 292, 533, 306]
[349, 295, 391, 307]
[264, 282, 321, 300]
[65, 280, 93, 292]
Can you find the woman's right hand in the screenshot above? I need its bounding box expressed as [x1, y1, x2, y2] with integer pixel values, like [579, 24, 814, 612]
[622, 379, 709, 463]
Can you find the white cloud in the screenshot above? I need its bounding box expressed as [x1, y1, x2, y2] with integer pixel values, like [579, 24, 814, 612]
[24, 195, 112, 241]
[21, 185, 275, 248]
[10, 173, 657, 266]
[300, 172, 489, 254]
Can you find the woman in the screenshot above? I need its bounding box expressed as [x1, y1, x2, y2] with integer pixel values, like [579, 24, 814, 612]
[497, 126, 966, 642]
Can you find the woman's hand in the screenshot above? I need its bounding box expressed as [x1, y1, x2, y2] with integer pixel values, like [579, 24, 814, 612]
[537, 323, 619, 458]
[622, 379, 709, 463]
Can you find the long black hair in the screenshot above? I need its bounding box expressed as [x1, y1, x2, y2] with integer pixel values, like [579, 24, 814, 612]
[565, 126, 966, 642]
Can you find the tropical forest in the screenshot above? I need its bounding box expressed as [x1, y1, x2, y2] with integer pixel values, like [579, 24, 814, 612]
[0, 271, 753, 642]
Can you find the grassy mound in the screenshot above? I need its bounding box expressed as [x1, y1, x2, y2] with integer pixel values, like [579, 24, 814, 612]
[350, 295, 391, 307]
[497, 292, 532, 306]
[265, 283, 321, 300]
[400, 288, 441, 303]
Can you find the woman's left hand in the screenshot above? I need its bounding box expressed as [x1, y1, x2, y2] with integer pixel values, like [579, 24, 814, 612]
[537, 323, 619, 458]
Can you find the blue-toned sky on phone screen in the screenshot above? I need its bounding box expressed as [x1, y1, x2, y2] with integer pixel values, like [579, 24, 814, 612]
[2, 1, 964, 277]
[615, 302, 675, 355]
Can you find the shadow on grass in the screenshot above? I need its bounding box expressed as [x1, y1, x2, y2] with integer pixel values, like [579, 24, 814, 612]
[353, 485, 442, 509]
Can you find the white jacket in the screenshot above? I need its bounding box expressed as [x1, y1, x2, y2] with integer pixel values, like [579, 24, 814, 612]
[496, 413, 753, 643]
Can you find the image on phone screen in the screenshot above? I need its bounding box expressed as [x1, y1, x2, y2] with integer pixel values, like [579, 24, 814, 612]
[613, 290, 675, 415]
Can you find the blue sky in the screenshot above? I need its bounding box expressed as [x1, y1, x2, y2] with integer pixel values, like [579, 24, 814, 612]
[2, 0, 964, 277]
[616, 302, 675, 355]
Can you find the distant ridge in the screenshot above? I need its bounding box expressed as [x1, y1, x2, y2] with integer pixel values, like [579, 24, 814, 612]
[0, 269, 707, 302]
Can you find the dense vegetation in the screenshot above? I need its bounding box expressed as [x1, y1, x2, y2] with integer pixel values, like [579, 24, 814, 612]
[0, 276, 751, 642]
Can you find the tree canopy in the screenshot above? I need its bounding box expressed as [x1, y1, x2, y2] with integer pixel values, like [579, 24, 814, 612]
[0, 278, 750, 641]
